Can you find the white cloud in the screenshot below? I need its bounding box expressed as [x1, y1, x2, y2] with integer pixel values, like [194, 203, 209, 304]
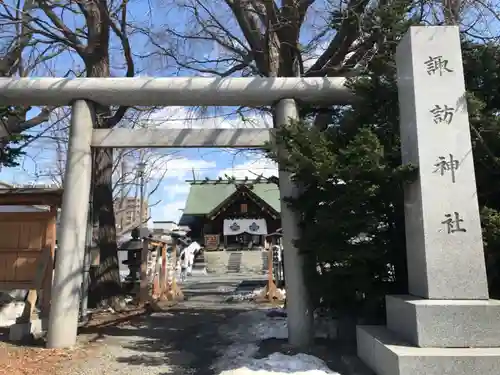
[116, 151, 216, 183]
[162, 200, 188, 222]
[160, 157, 216, 181]
[153, 157, 216, 219]
[164, 182, 191, 198]
[218, 157, 278, 180]
[143, 106, 272, 129]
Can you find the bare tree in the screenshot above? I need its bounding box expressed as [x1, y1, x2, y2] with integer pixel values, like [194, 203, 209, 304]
[26, 111, 178, 232]
[0, 0, 141, 306]
[145, 1, 390, 80]
[0, 0, 63, 157]
[113, 148, 180, 233]
[21, 103, 180, 306]
[142, 0, 500, 127]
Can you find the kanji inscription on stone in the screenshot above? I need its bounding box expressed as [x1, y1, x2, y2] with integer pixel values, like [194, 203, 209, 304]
[441, 212, 467, 234]
[430, 104, 455, 124]
[434, 154, 460, 183]
[424, 55, 453, 76]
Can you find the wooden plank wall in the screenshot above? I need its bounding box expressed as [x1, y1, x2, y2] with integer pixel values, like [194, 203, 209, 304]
[0, 211, 55, 289]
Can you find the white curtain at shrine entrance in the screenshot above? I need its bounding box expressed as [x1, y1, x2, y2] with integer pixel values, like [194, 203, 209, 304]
[223, 218, 268, 236]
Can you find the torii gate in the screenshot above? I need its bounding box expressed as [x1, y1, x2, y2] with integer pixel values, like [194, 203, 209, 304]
[0, 76, 352, 349]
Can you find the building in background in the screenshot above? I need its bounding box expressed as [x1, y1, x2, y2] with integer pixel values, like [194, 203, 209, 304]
[152, 220, 178, 235]
[115, 196, 149, 231]
[179, 179, 280, 250]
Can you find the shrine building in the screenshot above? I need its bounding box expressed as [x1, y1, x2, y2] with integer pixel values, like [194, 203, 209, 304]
[178, 179, 281, 250]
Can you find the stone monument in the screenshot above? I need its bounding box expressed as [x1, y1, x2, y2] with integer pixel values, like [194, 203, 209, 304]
[357, 26, 500, 375]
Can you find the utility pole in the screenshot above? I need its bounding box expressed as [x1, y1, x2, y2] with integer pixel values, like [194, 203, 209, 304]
[136, 158, 148, 303]
[137, 161, 146, 232]
[120, 155, 126, 230]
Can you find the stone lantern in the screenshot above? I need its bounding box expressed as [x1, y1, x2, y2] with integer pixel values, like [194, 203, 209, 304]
[119, 227, 143, 292]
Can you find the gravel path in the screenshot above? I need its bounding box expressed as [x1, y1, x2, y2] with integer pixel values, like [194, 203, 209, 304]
[67, 277, 263, 375]
[1, 275, 371, 375]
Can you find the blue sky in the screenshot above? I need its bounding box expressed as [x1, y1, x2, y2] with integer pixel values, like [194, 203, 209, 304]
[0, 1, 283, 224]
[0, 0, 328, 223]
[5, 1, 489, 223]
[0, 144, 278, 223]
[0, 106, 279, 223]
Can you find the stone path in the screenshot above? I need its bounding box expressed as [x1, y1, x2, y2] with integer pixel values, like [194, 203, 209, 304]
[68, 278, 260, 375]
[59, 275, 371, 375]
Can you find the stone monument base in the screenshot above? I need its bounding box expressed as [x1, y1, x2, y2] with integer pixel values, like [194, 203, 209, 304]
[357, 325, 500, 375]
[9, 318, 47, 341]
[386, 295, 500, 347]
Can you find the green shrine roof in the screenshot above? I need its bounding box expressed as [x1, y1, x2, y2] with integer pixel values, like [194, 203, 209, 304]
[182, 180, 281, 215]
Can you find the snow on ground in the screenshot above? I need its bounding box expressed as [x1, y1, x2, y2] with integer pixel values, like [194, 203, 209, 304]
[0, 302, 25, 327]
[219, 352, 338, 375]
[213, 309, 340, 375]
[224, 287, 266, 302]
[225, 287, 287, 302]
[217, 286, 233, 293]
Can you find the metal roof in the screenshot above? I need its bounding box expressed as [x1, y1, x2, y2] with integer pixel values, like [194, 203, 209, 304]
[182, 180, 280, 215]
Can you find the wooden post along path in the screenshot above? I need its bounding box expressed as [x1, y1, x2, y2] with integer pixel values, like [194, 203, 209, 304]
[139, 237, 149, 304]
[257, 248, 284, 303]
[163, 242, 184, 301]
[151, 242, 162, 299]
[148, 239, 172, 300]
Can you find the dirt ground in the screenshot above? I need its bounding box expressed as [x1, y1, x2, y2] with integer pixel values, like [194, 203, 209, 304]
[0, 328, 95, 375]
[0, 281, 247, 375]
[0, 341, 96, 375]
[0, 305, 152, 375]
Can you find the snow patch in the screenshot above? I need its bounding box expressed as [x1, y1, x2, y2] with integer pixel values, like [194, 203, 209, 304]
[214, 309, 338, 375]
[225, 287, 265, 302]
[279, 288, 286, 299]
[225, 287, 287, 302]
[219, 352, 339, 375]
[0, 302, 25, 327]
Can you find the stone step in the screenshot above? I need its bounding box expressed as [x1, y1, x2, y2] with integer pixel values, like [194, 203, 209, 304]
[204, 252, 229, 274]
[357, 325, 500, 375]
[203, 251, 271, 274]
[193, 252, 206, 271]
[227, 252, 242, 273]
[261, 251, 268, 273]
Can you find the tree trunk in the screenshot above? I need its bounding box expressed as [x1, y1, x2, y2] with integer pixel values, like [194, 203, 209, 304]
[84, 2, 123, 307]
[89, 146, 122, 306]
[88, 106, 123, 308]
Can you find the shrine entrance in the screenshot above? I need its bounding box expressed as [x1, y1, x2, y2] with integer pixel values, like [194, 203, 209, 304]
[1, 25, 494, 375]
[0, 75, 351, 349]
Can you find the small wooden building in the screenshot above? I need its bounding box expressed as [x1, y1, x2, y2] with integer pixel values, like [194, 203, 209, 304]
[179, 179, 281, 250]
[0, 187, 62, 316]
